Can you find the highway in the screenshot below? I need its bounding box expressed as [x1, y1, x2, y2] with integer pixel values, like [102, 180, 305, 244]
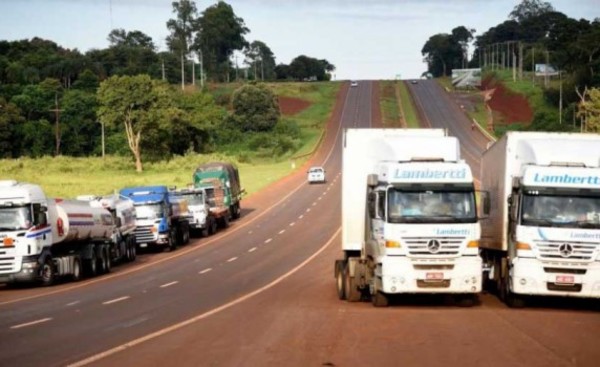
[1, 80, 599, 367]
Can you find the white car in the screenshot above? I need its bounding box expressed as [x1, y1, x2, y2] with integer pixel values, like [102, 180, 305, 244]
[350, 81, 358, 87]
[307, 166, 326, 184]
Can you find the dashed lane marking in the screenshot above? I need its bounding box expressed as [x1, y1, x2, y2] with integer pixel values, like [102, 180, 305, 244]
[10, 318, 52, 329]
[199, 268, 212, 274]
[102, 296, 130, 305]
[160, 281, 178, 288]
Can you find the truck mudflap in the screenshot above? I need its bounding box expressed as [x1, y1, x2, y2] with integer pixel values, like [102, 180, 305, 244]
[510, 257, 600, 298]
[376, 256, 482, 294]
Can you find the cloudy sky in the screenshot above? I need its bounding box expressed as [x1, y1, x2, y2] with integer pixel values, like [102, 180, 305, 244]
[0, 0, 598, 80]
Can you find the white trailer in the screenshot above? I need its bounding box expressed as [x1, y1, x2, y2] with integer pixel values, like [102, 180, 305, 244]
[0, 181, 116, 285]
[336, 128, 482, 307]
[480, 132, 600, 307]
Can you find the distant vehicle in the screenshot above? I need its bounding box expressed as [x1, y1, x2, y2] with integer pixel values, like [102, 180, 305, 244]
[350, 81, 358, 87]
[411, 80, 418, 84]
[307, 166, 326, 184]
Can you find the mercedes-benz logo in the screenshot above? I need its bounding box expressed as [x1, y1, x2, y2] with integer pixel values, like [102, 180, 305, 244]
[427, 239, 441, 253]
[558, 243, 574, 258]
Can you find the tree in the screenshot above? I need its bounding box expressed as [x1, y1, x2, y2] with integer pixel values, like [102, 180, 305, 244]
[194, 1, 249, 82]
[288, 55, 334, 81]
[422, 34, 462, 77]
[451, 26, 475, 69]
[577, 87, 600, 132]
[509, 0, 554, 23]
[243, 40, 276, 81]
[97, 75, 175, 172]
[0, 98, 25, 158]
[230, 84, 280, 132]
[166, 0, 198, 89]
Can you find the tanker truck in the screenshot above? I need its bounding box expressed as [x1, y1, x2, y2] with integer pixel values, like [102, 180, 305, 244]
[480, 132, 600, 307]
[0, 180, 116, 285]
[77, 194, 138, 263]
[119, 186, 190, 252]
[335, 128, 482, 307]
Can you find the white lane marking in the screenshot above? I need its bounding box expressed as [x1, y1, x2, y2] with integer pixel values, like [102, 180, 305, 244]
[278, 229, 285, 235]
[68, 228, 341, 367]
[199, 268, 212, 274]
[227, 257, 238, 263]
[289, 222, 295, 227]
[322, 192, 327, 196]
[264, 238, 272, 244]
[160, 281, 178, 288]
[306, 208, 311, 212]
[102, 296, 130, 305]
[66, 301, 80, 306]
[10, 317, 52, 329]
[312, 202, 317, 206]
[248, 230, 253, 234]
[318, 196, 322, 201]
[298, 215, 304, 219]
[248, 247, 257, 253]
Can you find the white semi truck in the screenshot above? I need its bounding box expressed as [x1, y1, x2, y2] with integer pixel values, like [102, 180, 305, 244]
[480, 132, 600, 307]
[335, 128, 482, 307]
[0, 180, 118, 285]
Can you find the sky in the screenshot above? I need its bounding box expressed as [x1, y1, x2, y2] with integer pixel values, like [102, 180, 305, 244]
[0, 0, 598, 80]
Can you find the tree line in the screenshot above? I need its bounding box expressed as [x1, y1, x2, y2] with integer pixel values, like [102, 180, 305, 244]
[421, 0, 600, 132]
[0, 0, 335, 162]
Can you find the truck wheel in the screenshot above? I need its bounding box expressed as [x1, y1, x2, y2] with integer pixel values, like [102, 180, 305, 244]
[232, 203, 241, 220]
[219, 215, 230, 229]
[502, 272, 525, 308]
[335, 261, 346, 300]
[40, 258, 55, 286]
[210, 218, 218, 234]
[85, 251, 98, 277]
[71, 257, 82, 282]
[344, 266, 362, 302]
[371, 291, 389, 307]
[201, 225, 209, 237]
[167, 231, 177, 252]
[104, 248, 112, 273]
[128, 239, 137, 262]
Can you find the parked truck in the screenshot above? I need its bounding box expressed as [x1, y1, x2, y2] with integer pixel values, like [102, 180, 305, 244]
[335, 128, 482, 307]
[480, 132, 600, 307]
[193, 162, 243, 221]
[78, 194, 138, 264]
[119, 186, 190, 252]
[169, 186, 230, 237]
[0, 180, 117, 285]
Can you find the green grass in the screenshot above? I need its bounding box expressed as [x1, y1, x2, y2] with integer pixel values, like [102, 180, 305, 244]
[2, 82, 340, 198]
[437, 77, 453, 91]
[380, 81, 401, 126]
[398, 81, 420, 128]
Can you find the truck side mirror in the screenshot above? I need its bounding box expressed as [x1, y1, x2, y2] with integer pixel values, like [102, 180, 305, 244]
[477, 190, 490, 218]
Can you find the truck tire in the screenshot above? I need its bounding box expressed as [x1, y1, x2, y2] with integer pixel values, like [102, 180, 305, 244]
[85, 251, 98, 277]
[40, 257, 55, 286]
[71, 257, 82, 282]
[201, 225, 209, 237]
[335, 261, 346, 300]
[209, 218, 218, 235]
[344, 266, 362, 302]
[167, 231, 177, 252]
[128, 239, 137, 262]
[371, 291, 389, 307]
[104, 247, 112, 273]
[232, 203, 241, 220]
[501, 270, 525, 308]
[98, 247, 110, 274]
[219, 215, 229, 229]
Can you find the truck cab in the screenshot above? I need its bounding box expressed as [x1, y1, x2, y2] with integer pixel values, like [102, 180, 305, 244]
[120, 186, 190, 252]
[169, 187, 217, 237]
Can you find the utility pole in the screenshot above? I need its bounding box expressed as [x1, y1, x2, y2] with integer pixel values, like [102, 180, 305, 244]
[161, 59, 166, 81]
[192, 58, 196, 86]
[199, 49, 204, 89]
[545, 50, 550, 88]
[559, 70, 563, 125]
[181, 51, 185, 90]
[532, 47, 535, 85]
[100, 120, 105, 159]
[519, 42, 523, 80]
[49, 92, 62, 156]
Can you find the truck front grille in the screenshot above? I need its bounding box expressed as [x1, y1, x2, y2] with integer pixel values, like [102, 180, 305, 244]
[134, 225, 156, 243]
[536, 241, 597, 261]
[404, 237, 465, 257]
[0, 249, 18, 274]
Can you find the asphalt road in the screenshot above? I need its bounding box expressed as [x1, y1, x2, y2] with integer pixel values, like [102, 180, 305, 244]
[1, 80, 598, 367]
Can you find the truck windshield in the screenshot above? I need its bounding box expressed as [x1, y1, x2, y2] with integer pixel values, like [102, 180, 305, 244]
[387, 189, 476, 223]
[521, 194, 600, 229]
[134, 203, 164, 220]
[178, 193, 204, 206]
[0, 205, 33, 230]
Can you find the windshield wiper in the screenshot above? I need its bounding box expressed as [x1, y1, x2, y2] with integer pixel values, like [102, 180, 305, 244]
[575, 220, 600, 229]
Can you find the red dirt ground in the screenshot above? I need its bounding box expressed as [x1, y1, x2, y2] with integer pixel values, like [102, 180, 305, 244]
[278, 96, 312, 116]
[481, 77, 533, 126]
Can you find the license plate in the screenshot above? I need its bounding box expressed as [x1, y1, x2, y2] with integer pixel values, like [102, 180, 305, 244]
[140, 243, 148, 248]
[555, 275, 574, 284]
[426, 272, 444, 281]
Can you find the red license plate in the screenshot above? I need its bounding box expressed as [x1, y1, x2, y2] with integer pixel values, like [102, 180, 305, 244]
[426, 272, 444, 281]
[555, 275, 575, 284]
